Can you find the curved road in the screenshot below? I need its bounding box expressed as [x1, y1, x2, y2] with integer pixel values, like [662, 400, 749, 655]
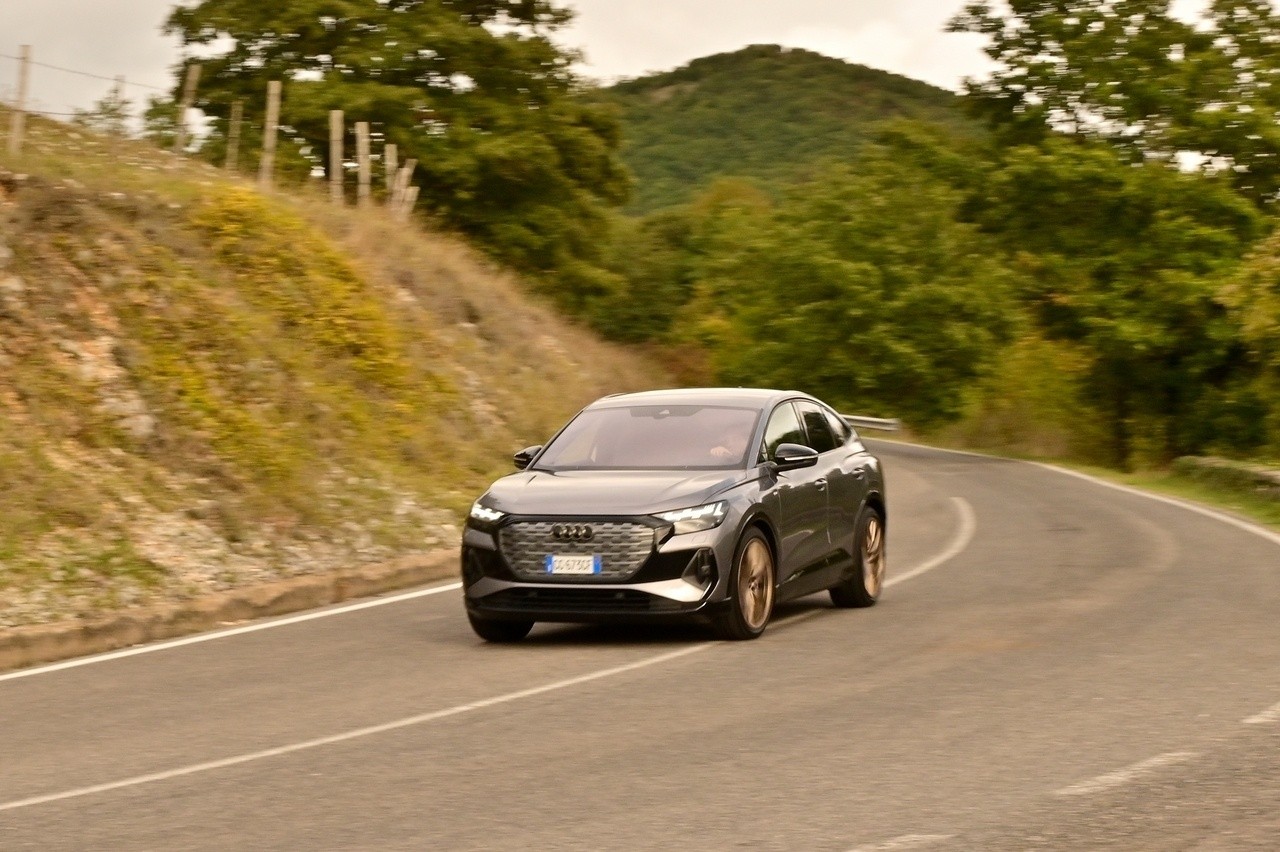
[2, 441, 1279, 850]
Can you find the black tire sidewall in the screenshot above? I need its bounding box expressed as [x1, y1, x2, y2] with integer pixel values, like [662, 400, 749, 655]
[831, 506, 882, 608]
[714, 527, 775, 640]
[467, 612, 534, 643]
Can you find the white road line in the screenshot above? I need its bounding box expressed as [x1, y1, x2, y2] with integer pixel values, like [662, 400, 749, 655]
[870, 437, 1280, 552]
[0, 581, 464, 684]
[886, 497, 975, 589]
[0, 644, 708, 814]
[1244, 701, 1280, 725]
[1029, 461, 1280, 551]
[1055, 751, 1199, 796]
[848, 834, 955, 852]
[0, 501, 977, 812]
[3, 495, 975, 685]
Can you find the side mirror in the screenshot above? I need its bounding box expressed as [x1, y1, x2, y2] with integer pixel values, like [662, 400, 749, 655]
[772, 442, 819, 471]
[513, 445, 542, 470]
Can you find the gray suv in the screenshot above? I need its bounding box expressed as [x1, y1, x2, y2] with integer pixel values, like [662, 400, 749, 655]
[461, 388, 887, 642]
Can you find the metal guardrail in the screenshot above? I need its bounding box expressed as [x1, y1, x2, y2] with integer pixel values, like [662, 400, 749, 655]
[842, 415, 901, 432]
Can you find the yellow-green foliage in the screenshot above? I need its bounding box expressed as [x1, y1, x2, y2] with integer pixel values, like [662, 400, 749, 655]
[0, 112, 668, 626]
[1223, 229, 1280, 458]
[190, 188, 411, 388]
[113, 186, 453, 519]
[944, 330, 1108, 462]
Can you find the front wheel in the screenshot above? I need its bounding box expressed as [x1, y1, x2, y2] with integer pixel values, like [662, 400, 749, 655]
[467, 612, 534, 643]
[830, 506, 886, 608]
[711, 528, 776, 641]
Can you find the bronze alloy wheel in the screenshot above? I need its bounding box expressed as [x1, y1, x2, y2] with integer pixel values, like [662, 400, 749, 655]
[862, 512, 886, 598]
[713, 528, 776, 640]
[738, 535, 775, 631]
[829, 506, 886, 609]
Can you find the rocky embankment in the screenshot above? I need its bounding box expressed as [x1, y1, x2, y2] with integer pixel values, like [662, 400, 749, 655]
[0, 139, 660, 649]
[1, 167, 462, 633]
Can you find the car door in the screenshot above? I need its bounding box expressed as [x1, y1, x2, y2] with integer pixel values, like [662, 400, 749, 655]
[784, 400, 847, 593]
[760, 401, 829, 591]
[806, 401, 874, 573]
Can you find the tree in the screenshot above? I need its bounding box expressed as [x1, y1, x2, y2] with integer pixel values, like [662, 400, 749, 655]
[676, 151, 1017, 428]
[589, 178, 773, 343]
[141, 96, 182, 149]
[1221, 230, 1280, 455]
[164, 0, 630, 278]
[74, 85, 132, 138]
[971, 138, 1263, 464]
[949, 0, 1280, 204]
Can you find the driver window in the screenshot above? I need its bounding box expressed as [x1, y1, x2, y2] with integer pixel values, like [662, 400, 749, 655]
[762, 402, 806, 461]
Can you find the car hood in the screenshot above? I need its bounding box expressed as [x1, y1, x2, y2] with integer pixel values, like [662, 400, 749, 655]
[483, 468, 748, 516]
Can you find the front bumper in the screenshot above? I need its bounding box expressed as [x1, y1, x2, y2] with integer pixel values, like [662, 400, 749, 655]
[464, 576, 723, 623]
[462, 517, 726, 623]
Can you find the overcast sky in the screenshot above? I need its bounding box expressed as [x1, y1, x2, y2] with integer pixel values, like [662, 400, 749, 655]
[0, 0, 1213, 119]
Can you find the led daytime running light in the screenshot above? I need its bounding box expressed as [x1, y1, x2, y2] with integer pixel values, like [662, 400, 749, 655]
[470, 502, 505, 523]
[659, 503, 726, 523]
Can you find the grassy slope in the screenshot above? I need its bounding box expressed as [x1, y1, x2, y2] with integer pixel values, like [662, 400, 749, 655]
[598, 44, 981, 213]
[0, 112, 666, 627]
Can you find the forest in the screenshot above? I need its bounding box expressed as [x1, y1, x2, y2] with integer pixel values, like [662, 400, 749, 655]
[151, 0, 1280, 470]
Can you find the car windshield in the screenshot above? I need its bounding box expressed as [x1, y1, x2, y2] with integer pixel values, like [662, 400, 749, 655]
[534, 404, 761, 470]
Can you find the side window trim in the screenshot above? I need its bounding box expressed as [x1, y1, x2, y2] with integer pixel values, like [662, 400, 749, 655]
[820, 403, 852, 447]
[796, 399, 839, 454]
[760, 400, 805, 462]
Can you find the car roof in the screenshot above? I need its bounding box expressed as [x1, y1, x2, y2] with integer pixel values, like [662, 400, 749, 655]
[586, 387, 813, 410]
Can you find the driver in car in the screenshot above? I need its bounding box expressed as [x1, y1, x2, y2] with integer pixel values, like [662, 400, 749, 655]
[709, 423, 751, 461]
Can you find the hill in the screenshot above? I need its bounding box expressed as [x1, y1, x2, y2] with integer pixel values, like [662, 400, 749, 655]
[598, 44, 981, 213]
[0, 111, 666, 628]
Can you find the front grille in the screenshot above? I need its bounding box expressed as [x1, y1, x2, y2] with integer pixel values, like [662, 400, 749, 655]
[498, 521, 655, 581]
[485, 587, 683, 613]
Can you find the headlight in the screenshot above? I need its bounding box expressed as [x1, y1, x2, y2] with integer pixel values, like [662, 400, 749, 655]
[469, 501, 505, 524]
[655, 501, 728, 535]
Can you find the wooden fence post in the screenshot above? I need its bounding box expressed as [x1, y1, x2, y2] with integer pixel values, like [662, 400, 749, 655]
[400, 185, 421, 221]
[329, 110, 344, 204]
[258, 80, 281, 189]
[173, 63, 201, 154]
[392, 158, 416, 207]
[384, 143, 397, 200]
[225, 100, 243, 171]
[356, 121, 371, 207]
[8, 46, 30, 156]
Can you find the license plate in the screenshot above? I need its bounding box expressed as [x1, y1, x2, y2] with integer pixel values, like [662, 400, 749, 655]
[545, 554, 602, 575]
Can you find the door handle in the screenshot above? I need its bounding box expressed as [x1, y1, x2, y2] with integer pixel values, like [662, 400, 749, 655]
[815, 478, 827, 491]
[852, 469, 866, 480]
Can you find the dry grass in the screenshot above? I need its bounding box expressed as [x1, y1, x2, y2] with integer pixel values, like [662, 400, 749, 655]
[0, 109, 670, 627]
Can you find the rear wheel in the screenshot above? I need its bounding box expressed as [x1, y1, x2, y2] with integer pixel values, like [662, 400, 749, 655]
[830, 506, 886, 608]
[712, 528, 776, 641]
[467, 612, 534, 643]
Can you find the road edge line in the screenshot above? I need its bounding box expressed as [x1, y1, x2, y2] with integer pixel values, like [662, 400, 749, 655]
[872, 439, 1280, 551]
[0, 506, 979, 808]
[0, 557, 461, 681]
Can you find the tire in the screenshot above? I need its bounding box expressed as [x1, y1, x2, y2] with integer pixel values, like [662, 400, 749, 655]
[467, 612, 534, 643]
[830, 506, 886, 608]
[711, 528, 776, 641]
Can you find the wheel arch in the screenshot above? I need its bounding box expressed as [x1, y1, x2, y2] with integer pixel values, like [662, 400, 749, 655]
[862, 490, 886, 531]
[738, 509, 780, 578]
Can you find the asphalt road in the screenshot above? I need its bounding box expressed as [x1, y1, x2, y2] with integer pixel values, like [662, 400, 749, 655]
[3, 441, 1279, 851]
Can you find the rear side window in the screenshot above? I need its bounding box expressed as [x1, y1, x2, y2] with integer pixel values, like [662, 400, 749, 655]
[796, 401, 839, 453]
[822, 406, 852, 445]
[762, 402, 806, 460]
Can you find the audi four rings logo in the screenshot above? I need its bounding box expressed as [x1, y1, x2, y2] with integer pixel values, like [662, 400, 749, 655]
[551, 523, 595, 542]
